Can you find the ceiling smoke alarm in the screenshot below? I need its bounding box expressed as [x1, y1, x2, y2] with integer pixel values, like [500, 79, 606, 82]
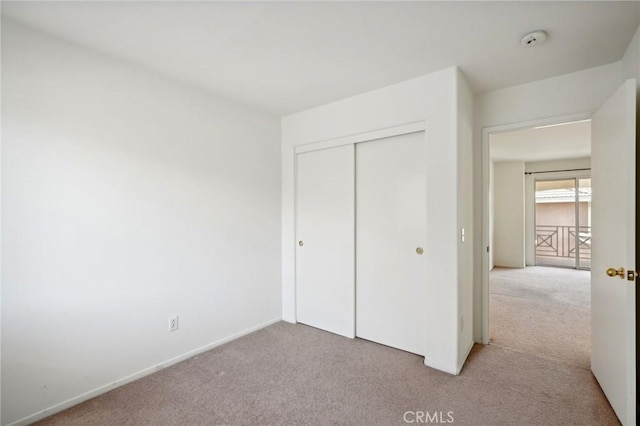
[521, 30, 548, 46]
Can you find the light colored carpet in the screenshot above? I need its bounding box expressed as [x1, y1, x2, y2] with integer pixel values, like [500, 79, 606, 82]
[490, 266, 591, 369]
[37, 321, 618, 425]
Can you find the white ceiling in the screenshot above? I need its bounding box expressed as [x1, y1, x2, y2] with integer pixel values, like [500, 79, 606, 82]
[2, 1, 639, 115]
[490, 120, 591, 162]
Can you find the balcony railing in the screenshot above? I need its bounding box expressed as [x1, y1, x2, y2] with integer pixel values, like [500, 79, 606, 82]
[536, 225, 591, 268]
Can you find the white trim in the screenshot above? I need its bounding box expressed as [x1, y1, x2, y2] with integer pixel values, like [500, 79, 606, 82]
[481, 135, 491, 344]
[292, 146, 299, 325]
[456, 340, 475, 375]
[8, 317, 282, 426]
[480, 111, 593, 345]
[294, 120, 426, 154]
[423, 357, 458, 376]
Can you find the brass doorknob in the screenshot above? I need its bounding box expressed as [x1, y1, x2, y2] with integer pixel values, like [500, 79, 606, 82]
[606, 267, 625, 279]
[416, 247, 424, 255]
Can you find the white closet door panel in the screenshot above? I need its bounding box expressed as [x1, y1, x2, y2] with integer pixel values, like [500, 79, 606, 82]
[356, 131, 428, 355]
[296, 145, 355, 338]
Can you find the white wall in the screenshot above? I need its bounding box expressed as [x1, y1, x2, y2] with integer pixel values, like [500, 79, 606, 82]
[1, 20, 282, 425]
[524, 157, 592, 175]
[456, 70, 474, 370]
[492, 161, 525, 268]
[524, 158, 592, 266]
[282, 67, 473, 374]
[489, 161, 495, 270]
[0, 9, 4, 425]
[621, 26, 640, 90]
[524, 173, 535, 266]
[620, 26, 639, 166]
[473, 61, 622, 341]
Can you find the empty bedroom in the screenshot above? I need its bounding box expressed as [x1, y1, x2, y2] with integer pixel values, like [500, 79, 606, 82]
[1, 1, 639, 425]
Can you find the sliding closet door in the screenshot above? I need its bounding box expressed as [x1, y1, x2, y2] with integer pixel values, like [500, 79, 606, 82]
[356, 132, 428, 355]
[296, 145, 355, 338]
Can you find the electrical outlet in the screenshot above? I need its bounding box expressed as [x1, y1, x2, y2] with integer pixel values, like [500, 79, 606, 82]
[169, 315, 179, 332]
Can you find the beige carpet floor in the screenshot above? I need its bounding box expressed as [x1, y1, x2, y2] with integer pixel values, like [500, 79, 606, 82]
[37, 321, 618, 425]
[490, 266, 591, 369]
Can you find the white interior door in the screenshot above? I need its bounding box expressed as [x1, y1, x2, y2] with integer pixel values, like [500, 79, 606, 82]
[296, 145, 355, 338]
[591, 78, 636, 425]
[356, 131, 428, 355]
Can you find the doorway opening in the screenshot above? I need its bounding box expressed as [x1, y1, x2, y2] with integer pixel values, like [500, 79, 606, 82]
[484, 115, 593, 368]
[481, 80, 636, 425]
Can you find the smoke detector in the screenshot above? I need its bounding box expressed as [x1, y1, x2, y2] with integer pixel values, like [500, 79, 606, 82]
[521, 30, 548, 46]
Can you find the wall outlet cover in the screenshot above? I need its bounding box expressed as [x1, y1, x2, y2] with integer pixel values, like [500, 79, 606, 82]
[169, 316, 179, 332]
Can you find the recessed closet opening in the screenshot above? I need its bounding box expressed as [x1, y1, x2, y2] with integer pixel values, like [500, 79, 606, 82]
[295, 129, 428, 356]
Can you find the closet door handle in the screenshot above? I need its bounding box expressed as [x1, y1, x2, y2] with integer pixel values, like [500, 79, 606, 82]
[298, 240, 304, 247]
[416, 247, 424, 255]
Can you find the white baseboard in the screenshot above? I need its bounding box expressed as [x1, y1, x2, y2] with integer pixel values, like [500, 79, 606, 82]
[9, 317, 282, 426]
[456, 340, 475, 375]
[423, 339, 475, 376]
[423, 357, 458, 375]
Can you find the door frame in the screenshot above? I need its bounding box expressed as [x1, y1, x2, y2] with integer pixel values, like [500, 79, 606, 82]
[636, 92, 639, 423]
[480, 111, 593, 344]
